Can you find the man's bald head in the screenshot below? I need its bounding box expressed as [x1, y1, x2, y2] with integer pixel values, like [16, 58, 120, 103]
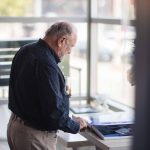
[45, 21, 77, 38]
[43, 21, 77, 60]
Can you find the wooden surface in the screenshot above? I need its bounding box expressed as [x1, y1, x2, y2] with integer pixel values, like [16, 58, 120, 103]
[57, 130, 93, 148]
[80, 129, 132, 150]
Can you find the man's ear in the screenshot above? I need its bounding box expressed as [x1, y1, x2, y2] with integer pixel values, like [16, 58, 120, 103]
[57, 36, 67, 47]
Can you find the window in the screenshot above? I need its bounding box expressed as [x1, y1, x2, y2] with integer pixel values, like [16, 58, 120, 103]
[42, 0, 87, 17]
[92, 0, 135, 19]
[90, 0, 135, 107]
[70, 23, 87, 96]
[0, 0, 88, 99]
[0, 0, 87, 17]
[91, 24, 135, 106]
[0, 0, 135, 107]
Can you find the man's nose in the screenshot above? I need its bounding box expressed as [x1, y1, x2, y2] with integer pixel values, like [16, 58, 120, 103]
[68, 50, 71, 54]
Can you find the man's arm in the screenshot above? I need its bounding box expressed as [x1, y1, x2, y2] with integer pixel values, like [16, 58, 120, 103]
[35, 62, 80, 133]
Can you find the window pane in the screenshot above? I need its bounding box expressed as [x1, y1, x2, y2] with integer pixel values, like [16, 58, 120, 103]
[92, 0, 135, 19]
[91, 23, 135, 107]
[70, 23, 87, 96]
[0, 23, 48, 39]
[0, 0, 33, 16]
[0, 0, 87, 17]
[0, 22, 87, 98]
[43, 0, 87, 17]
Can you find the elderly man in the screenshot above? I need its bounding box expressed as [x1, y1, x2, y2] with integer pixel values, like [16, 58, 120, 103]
[7, 21, 87, 150]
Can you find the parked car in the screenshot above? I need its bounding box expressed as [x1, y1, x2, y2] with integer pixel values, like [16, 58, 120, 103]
[77, 39, 114, 62]
[98, 48, 113, 62]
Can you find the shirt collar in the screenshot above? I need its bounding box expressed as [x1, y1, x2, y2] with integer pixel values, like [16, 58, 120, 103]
[38, 38, 61, 64]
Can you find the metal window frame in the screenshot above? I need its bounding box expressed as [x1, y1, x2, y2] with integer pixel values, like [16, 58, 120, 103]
[0, 17, 87, 23]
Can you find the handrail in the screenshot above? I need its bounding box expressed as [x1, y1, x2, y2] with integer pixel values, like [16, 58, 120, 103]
[70, 66, 82, 97]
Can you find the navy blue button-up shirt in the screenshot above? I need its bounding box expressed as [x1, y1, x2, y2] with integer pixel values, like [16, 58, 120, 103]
[8, 39, 80, 133]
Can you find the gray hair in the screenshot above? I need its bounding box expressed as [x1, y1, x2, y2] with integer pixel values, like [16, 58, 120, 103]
[45, 21, 77, 37]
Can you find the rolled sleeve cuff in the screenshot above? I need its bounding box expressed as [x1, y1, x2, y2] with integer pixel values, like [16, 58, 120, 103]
[69, 119, 80, 134]
[59, 117, 80, 134]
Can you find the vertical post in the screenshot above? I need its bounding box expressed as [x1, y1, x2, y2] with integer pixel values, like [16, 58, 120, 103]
[133, 0, 150, 150]
[2, 88, 5, 98]
[87, 0, 91, 104]
[78, 68, 82, 97]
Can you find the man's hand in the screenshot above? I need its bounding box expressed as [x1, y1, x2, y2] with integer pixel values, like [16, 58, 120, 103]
[72, 115, 88, 130]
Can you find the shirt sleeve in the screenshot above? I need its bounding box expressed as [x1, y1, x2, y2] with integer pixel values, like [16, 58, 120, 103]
[35, 61, 80, 134]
